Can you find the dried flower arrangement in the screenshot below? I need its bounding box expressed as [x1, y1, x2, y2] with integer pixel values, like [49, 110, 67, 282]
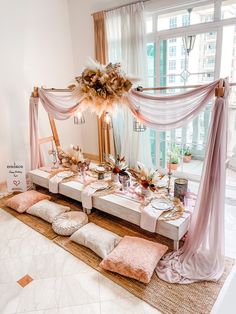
[57, 145, 90, 171]
[73, 59, 138, 116]
[105, 154, 127, 174]
[128, 162, 164, 191]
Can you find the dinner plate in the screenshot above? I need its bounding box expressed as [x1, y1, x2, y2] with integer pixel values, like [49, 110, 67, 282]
[151, 199, 173, 211]
[57, 171, 74, 178]
[90, 181, 108, 190]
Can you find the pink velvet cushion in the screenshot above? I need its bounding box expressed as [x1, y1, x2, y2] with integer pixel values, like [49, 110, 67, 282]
[5, 190, 51, 213]
[100, 236, 168, 283]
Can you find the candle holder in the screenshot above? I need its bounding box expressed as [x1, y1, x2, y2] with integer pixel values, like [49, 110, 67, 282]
[174, 178, 188, 203]
[167, 169, 172, 198]
[95, 165, 106, 180]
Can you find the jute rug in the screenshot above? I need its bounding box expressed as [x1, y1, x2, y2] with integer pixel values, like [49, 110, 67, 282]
[0, 192, 235, 314]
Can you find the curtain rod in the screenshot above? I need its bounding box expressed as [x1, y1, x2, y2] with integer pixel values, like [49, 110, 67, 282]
[104, 0, 149, 13]
[137, 82, 236, 91]
[93, 0, 208, 15]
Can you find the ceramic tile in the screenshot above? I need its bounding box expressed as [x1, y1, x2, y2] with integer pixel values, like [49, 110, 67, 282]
[0, 256, 32, 284]
[17, 274, 33, 288]
[100, 295, 161, 314]
[0, 282, 21, 314]
[98, 274, 133, 301]
[17, 303, 101, 314]
[58, 273, 100, 307]
[57, 303, 101, 314]
[16, 277, 61, 312]
[28, 250, 95, 280]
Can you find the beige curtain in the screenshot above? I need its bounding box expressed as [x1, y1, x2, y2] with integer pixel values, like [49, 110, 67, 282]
[93, 11, 107, 64]
[93, 11, 114, 161]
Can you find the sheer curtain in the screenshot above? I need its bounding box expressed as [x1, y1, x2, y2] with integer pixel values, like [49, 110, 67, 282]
[106, 2, 152, 167]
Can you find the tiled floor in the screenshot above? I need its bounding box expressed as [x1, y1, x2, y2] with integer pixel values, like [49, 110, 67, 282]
[0, 167, 236, 314]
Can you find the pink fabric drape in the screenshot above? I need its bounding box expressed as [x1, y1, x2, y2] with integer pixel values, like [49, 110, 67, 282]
[126, 79, 229, 283]
[127, 80, 220, 130]
[29, 97, 45, 169]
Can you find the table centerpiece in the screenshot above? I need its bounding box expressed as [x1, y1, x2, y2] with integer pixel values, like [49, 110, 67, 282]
[128, 162, 165, 197]
[105, 154, 128, 182]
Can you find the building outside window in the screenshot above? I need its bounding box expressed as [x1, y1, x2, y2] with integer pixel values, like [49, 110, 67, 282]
[169, 60, 176, 70]
[169, 46, 176, 56]
[169, 75, 176, 83]
[182, 14, 190, 26]
[169, 17, 177, 28]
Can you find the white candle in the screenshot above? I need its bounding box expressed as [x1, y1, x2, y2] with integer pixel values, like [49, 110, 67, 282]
[168, 157, 171, 174]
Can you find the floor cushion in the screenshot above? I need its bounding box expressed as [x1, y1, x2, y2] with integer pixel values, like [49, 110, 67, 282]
[5, 190, 51, 213]
[70, 222, 121, 258]
[26, 200, 70, 223]
[100, 235, 168, 283]
[52, 211, 88, 236]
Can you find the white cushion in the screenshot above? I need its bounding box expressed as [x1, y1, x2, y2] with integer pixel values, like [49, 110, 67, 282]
[52, 211, 88, 236]
[26, 200, 70, 223]
[70, 222, 122, 258]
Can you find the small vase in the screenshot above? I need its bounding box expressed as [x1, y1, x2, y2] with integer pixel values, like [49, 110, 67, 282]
[140, 186, 150, 197]
[111, 172, 119, 182]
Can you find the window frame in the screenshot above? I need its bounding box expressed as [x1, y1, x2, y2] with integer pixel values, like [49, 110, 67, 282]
[144, 0, 236, 179]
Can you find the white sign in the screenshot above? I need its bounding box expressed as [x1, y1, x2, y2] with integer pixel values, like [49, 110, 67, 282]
[7, 162, 27, 192]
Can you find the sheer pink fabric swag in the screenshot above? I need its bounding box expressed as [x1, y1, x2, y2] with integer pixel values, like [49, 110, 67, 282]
[29, 79, 229, 284]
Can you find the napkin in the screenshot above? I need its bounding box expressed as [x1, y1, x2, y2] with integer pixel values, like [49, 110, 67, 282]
[49, 175, 62, 193]
[49, 171, 74, 194]
[81, 185, 98, 210]
[140, 204, 163, 233]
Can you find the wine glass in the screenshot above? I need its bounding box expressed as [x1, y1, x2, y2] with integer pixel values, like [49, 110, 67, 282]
[50, 150, 58, 169]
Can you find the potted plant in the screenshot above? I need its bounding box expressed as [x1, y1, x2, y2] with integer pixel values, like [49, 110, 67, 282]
[183, 146, 192, 163]
[167, 144, 180, 171]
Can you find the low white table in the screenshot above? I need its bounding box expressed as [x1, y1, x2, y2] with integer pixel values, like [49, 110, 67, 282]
[29, 169, 191, 250]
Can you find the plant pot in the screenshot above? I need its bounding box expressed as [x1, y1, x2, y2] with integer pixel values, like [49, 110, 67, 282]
[167, 163, 179, 171]
[183, 155, 192, 163]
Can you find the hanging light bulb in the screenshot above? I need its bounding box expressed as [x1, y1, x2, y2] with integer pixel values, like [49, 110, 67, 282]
[103, 112, 113, 129]
[74, 111, 85, 125]
[133, 118, 147, 132]
[133, 108, 146, 132]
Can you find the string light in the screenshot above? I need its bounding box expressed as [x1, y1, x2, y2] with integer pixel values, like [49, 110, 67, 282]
[74, 111, 85, 125]
[133, 108, 146, 132]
